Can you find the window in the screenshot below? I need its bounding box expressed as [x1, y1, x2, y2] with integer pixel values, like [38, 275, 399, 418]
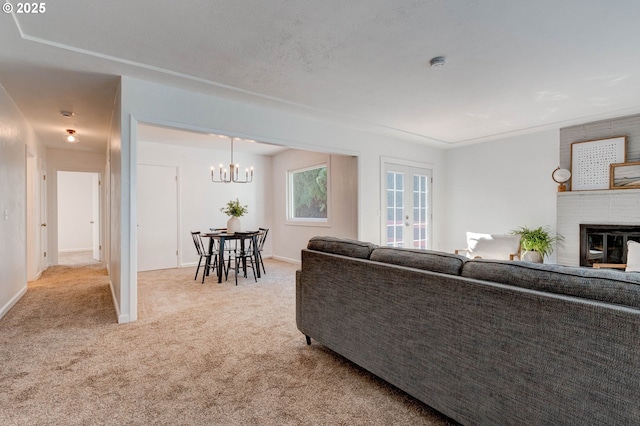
[287, 164, 329, 224]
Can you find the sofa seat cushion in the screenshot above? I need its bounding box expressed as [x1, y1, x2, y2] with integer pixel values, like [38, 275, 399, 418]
[462, 259, 640, 309]
[307, 236, 378, 259]
[371, 247, 467, 275]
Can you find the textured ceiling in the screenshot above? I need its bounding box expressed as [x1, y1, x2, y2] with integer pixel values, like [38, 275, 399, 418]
[2, 0, 640, 153]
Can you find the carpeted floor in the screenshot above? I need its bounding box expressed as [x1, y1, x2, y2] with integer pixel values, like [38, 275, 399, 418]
[58, 250, 99, 266]
[0, 259, 457, 425]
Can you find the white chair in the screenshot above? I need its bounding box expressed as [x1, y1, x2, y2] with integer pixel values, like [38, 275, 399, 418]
[455, 232, 521, 260]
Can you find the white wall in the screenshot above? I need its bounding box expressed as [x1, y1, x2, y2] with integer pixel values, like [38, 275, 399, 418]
[0, 84, 46, 319]
[271, 150, 358, 262]
[112, 76, 446, 322]
[108, 80, 124, 321]
[443, 130, 560, 262]
[57, 171, 94, 252]
[137, 140, 272, 266]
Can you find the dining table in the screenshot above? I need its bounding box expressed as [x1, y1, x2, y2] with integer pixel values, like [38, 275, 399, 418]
[202, 231, 261, 283]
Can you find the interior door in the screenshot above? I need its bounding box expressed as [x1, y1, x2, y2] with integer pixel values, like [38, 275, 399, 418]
[383, 163, 432, 249]
[26, 149, 37, 280]
[40, 167, 48, 270]
[137, 164, 178, 272]
[91, 174, 100, 260]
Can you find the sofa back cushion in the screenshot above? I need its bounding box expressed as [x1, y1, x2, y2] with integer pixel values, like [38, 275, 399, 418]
[307, 236, 378, 259]
[462, 259, 640, 309]
[370, 247, 467, 276]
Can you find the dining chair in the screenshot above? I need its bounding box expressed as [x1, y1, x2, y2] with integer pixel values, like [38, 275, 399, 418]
[190, 231, 223, 283]
[228, 231, 258, 285]
[211, 227, 238, 269]
[256, 227, 269, 274]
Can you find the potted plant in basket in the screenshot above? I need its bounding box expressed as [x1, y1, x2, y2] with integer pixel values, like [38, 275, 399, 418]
[221, 198, 248, 233]
[511, 226, 562, 263]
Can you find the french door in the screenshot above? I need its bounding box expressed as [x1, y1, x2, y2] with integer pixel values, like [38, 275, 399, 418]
[383, 163, 432, 249]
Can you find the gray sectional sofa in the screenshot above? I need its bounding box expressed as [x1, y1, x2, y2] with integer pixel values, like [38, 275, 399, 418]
[296, 236, 640, 425]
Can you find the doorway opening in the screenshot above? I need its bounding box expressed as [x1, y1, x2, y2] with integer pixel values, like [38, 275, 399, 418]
[57, 171, 101, 266]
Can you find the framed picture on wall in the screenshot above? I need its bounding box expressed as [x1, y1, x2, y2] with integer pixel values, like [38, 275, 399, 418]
[610, 161, 640, 189]
[570, 136, 626, 190]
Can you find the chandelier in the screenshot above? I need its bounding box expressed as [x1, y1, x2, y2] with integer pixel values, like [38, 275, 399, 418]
[211, 137, 254, 183]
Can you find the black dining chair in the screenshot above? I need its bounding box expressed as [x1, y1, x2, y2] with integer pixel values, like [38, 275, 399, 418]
[190, 231, 223, 283]
[256, 227, 269, 274]
[211, 227, 238, 271]
[228, 231, 258, 285]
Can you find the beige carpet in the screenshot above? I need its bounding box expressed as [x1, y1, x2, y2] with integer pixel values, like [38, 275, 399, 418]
[58, 250, 99, 266]
[0, 259, 456, 425]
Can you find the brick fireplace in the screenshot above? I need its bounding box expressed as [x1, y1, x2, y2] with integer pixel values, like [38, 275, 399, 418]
[557, 189, 640, 266]
[557, 113, 640, 267]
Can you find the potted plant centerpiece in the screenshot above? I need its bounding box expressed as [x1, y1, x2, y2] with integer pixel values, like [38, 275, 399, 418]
[221, 198, 248, 233]
[511, 226, 562, 263]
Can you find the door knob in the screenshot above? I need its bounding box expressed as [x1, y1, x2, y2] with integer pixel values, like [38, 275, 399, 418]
[41, 223, 47, 227]
[90, 221, 95, 224]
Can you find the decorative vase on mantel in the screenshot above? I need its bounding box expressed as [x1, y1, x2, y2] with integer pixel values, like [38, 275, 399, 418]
[227, 216, 241, 233]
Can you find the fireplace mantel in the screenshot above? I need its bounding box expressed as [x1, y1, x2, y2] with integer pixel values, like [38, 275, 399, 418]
[556, 188, 640, 266]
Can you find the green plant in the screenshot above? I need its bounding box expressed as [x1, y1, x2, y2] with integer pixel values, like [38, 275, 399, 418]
[510, 226, 562, 258]
[220, 198, 248, 217]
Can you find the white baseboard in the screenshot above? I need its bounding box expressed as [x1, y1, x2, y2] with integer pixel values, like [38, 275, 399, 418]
[0, 285, 27, 320]
[272, 255, 301, 266]
[59, 248, 92, 253]
[108, 279, 129, 324]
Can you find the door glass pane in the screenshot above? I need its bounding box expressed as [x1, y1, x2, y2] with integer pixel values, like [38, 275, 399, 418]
[587, 234, 604, 266]
[386, 171, 404, 247]
[412, 174, 428, 249]
[607, 234, 624, 264]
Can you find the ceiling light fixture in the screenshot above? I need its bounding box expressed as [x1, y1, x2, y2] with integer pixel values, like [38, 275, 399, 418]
[64, 129, 79, 143]
[429, 56, 446, 68]
[60, 111, 75, 118]
[211, 137, 254, 183]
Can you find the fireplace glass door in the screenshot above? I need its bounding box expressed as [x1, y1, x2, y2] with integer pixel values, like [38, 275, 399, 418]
[581, 225, 640, 267]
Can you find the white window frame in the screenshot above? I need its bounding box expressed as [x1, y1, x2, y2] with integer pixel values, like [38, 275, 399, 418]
[286, 162, 331, 227]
